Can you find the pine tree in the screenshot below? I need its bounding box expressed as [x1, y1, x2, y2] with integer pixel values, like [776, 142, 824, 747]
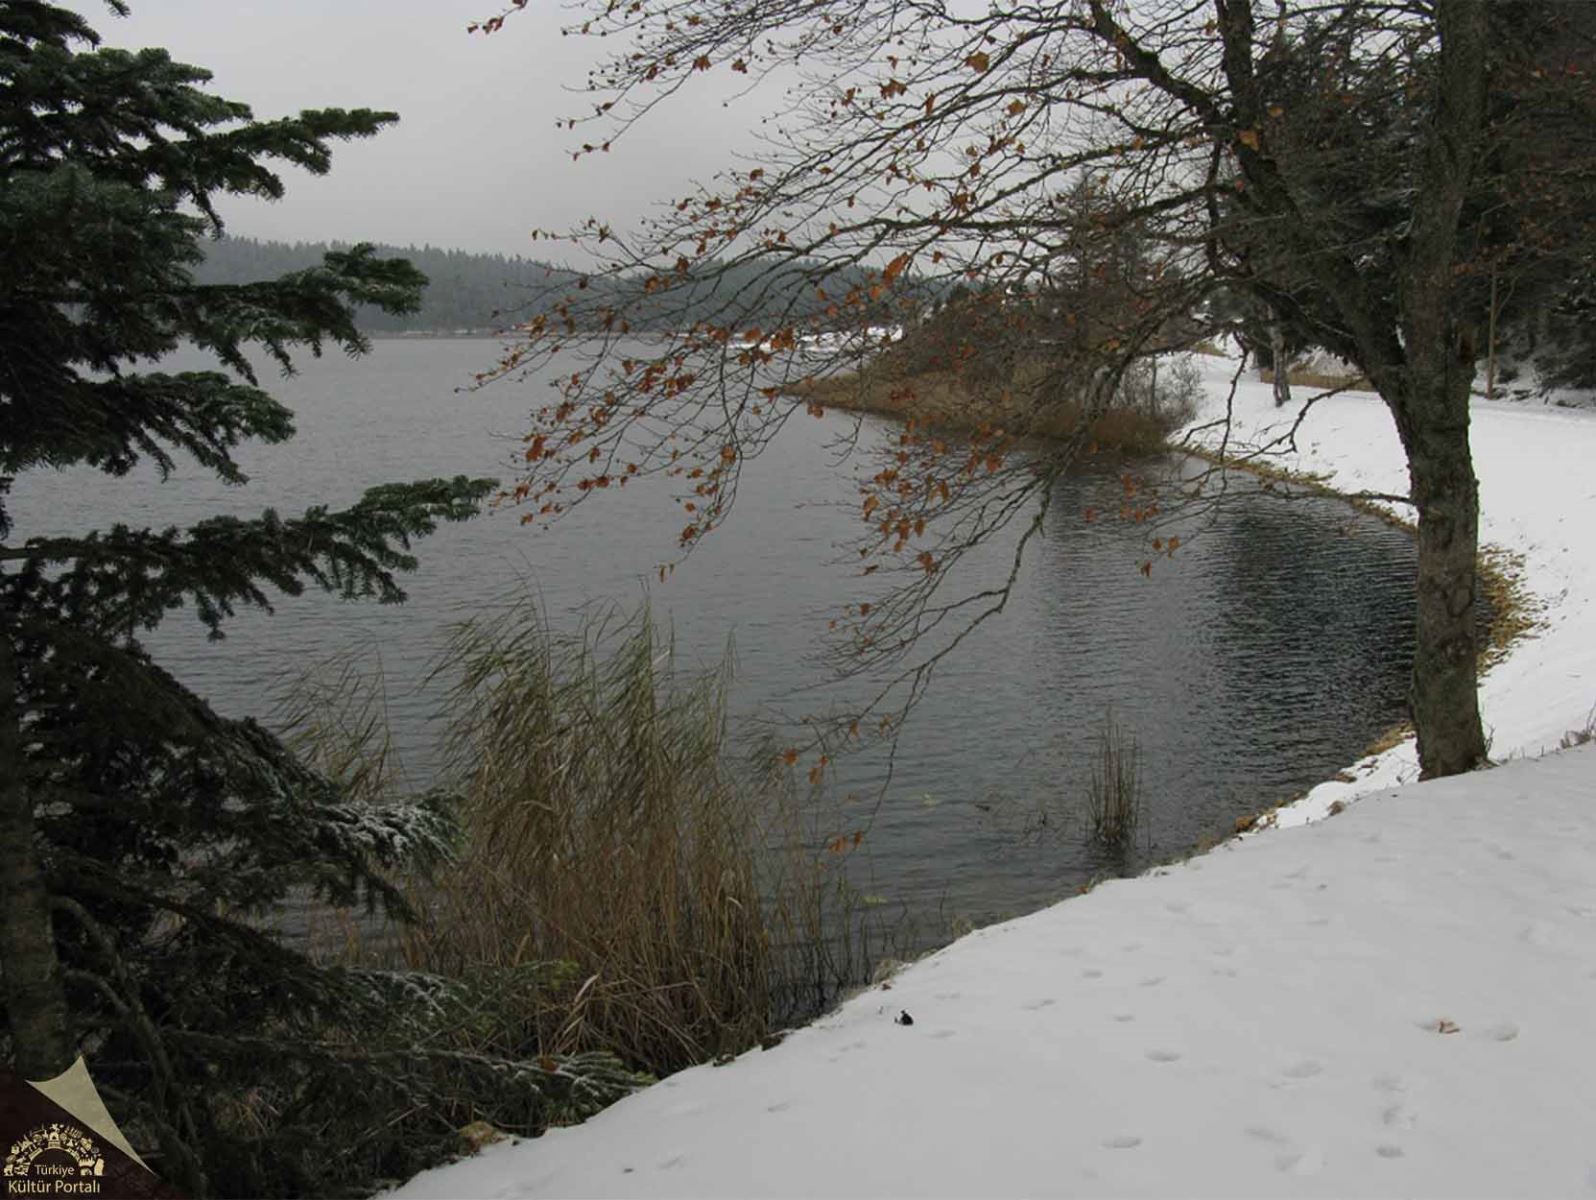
[0, 7, 638, 1194]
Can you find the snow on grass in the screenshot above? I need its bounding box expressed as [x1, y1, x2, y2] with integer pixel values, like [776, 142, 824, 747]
[392, 361, 1596, 1199]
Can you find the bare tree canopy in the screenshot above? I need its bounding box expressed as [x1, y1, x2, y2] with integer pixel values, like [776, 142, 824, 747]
[476, 0, 1596, 779]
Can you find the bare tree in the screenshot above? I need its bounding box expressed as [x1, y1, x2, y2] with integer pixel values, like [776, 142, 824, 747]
[475, 0, 1596, 779]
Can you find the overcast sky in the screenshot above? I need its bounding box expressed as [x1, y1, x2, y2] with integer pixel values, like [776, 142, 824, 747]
[66, 0, 766, 259]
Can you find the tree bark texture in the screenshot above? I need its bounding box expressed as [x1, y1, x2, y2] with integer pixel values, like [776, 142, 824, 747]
[0, 579, 75, 1079]
[1390, 0, 1492, 777]
[1398, 388, 1490, 777]
[1269, 320, 1291, 406]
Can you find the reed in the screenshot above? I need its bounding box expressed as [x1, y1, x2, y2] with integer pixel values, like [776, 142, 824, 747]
[292, 602, 880, 1080]
[1085, 713, 1144, 846]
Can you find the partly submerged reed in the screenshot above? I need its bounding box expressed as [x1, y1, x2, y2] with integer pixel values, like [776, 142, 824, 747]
[295, 601, 880, 1079]
[1085, 712, 1144, 846]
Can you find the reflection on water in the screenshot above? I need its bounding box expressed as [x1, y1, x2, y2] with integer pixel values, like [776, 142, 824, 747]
[10, 340, 1418, 945]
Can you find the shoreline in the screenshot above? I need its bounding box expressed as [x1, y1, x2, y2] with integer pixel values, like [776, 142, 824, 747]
[1173, 357, 1592, 829]
[810, 353, 1543, 834]
[1176, 440, 1540, 674]
[1173, 432, 1541, 833]
[391, 354, 1596, 1199]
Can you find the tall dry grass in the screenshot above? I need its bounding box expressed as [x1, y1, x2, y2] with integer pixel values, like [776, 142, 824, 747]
[306, 603, 882, 1078]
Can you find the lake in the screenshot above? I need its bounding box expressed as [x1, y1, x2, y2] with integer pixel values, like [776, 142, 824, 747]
[9, 339, 1418, 941]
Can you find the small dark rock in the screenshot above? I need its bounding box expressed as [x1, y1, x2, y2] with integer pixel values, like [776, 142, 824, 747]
[895, 1010, 915, 1026]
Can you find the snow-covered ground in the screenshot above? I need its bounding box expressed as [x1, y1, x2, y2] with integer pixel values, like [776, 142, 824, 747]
[393, 363, 1596, 1199]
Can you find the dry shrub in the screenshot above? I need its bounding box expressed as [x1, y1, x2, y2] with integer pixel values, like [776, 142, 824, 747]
[1259, 364, 1373, 390]
[1560, 705, 1596, 750]
[1084, 406, 1174, 458]
[798, 347, 1199, 456]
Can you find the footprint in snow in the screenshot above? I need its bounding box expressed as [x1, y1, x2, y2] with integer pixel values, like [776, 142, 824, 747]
[1081, 968, 1104, 980]
[1382, 1103, 1416, 1130]
[1281, 1059, 1324, 1080]
[1138, 975, 1165, 988]
[1112, 1013, 1136, 1023]
[1275, 1146, 1325, 1176]
[766, 1100, 792, 1113]
[1021, 997, 1057, 1011]
[1244, 1126, 1289, 1145]
[1375, 1144, 1405, 1159]
[1146, 1049, 1182, 1063]
[1102, 1135, 1142, 1150]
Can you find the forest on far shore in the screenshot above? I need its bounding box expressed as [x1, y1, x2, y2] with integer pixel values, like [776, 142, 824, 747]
[195, 235, 896, 335]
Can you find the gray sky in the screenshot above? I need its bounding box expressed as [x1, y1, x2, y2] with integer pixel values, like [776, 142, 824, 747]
[67, 0, 765, 258]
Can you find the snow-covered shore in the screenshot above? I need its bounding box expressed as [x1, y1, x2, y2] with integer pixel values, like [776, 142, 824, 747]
[393, 364, 1596, 1199]
[1189, 362, 1596, 829]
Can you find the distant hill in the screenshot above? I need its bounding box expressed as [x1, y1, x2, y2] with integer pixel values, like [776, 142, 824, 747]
[194, 237, 577, 334]
[194, 236, 906, 335]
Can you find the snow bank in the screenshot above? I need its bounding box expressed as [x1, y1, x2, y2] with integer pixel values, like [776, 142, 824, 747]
[392, 361, 1596, 1199]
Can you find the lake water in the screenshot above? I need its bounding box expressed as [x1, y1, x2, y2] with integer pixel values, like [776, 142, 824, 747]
[10, 339, 1418, 940]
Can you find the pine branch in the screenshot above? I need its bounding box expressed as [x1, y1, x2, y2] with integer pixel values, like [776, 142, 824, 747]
[1, 372, 295, 480]
[11, 476, 496, 633]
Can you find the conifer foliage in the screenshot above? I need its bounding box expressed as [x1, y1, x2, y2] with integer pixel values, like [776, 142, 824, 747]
[0, 6, 635, 1194]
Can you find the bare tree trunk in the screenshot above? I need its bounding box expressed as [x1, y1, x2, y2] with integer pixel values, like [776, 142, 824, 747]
[0, 582, 73, 1079]
[1270, 320, 1292, 406]
[1391, 0, 1491, 779]
[1485, 266, 1498, 402]
[1400, 387, 1490, 777]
